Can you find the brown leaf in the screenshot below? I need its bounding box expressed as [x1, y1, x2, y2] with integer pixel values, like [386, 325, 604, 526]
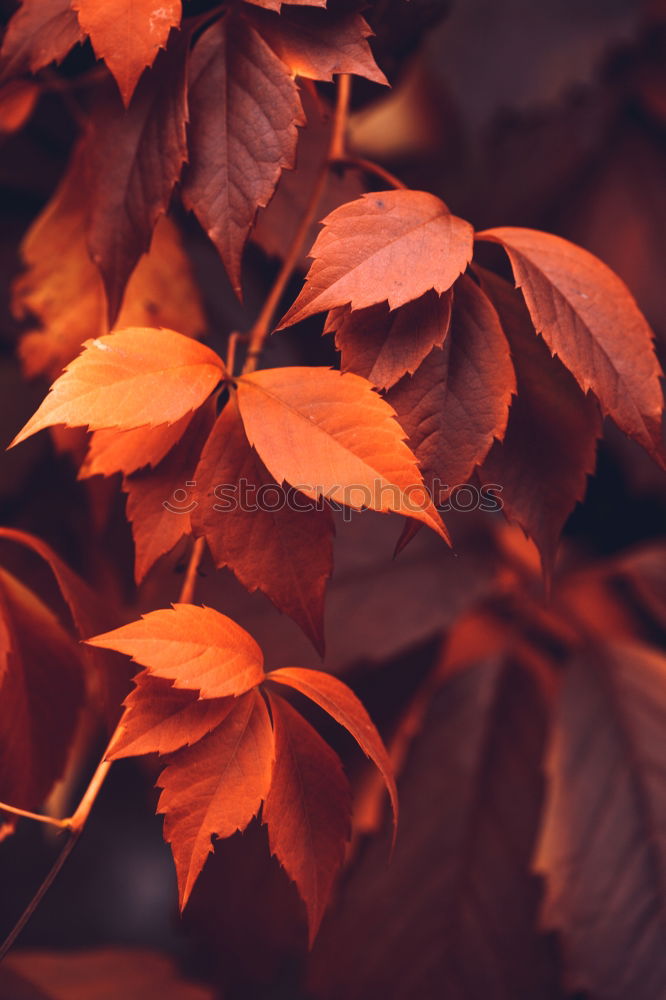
[235, 365, 449, 540]
[159, 688, 274, 907]
[279, 190, 474, 326]
[107, 671, 235, 759]
[477, 227, 666, 466]
[12, 327, 224, 447]
[192, 399, 334, 654]
[0, 0, 83, 83]
[308, 658, 562, 999]
[84, 34, 189, 321]
[325, 289, 452, 391]
[535, 641, 666, 1000]
[386, 274, 515, 492]
[246, 7, 387, 84]
[73, 0, 182, 106]
[182, 14, 303, 296]
[477, 269, 602, 575]
[264, 691, 351, 945]
[87, 604, 265, 699]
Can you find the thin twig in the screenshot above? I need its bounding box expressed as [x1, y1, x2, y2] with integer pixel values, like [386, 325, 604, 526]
[0, 802, 70, 830]
[332, 155, 407, 191]
[178, 536, 206, 605]
[242, 73, 354, 375]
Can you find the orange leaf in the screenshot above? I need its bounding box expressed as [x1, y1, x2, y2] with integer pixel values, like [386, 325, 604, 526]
[279, 191, 474, 326]
[477, 227, 665, 466]
[158, 689, 274, 907]
[235, 366, 449, 540]
[264, 691, 351, 944]
[73, 0, 182, 106]
[192, 400, 334, 654]
[246, 8, 388, 85]
[476, 269, 602, 576]
[267, 666, 398, 832]
[244, 0, 326, 10]
[182, 14, 304, 297]
[326, 289, 452, 391]
[108, 671, 236, 759]
[84, 35, 188, 321]
[87, 604, 265, 699]
[124, 404, 214, 582]
[80, 412, 194, 479]
[0, 0, 83, 83]
[386, 274, 516, 492]
[11, 327, 225, 447]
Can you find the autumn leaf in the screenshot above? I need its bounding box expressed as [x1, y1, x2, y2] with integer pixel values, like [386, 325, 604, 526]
[84, 34, 189, 321]
[325, 289, 452, 391]
[80, 413, 195, 480]
[0, 568, 84, 835]
[264, 691, 352, 944]
[0, 0, 83, 83]
[107, 671, 236, 759]
[87, 604, 266, 699]
[235, 366, 448, 539]
[124, 404, 214, 582]
[244, 0, 326, 11]
[267, 666, 398, 829]
[192, 400, 334, 654]
[0, 79, 39, 134]
[279, 191, 474, 326]
[182, 14, 303, 297]
[159, 689, 275, 907]
[11, 327, 225, 447]
[245, 7, 388, 85]
[535, 641, 666, 999]
[476, 268, 602, 575]
[73, 0, 182, 106]
[477, 227, 666, 466]
[386, 275, 515, 492]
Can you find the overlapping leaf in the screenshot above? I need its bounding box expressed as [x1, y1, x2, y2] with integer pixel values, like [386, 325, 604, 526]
[73, 0, 182, 106]
[386, 275, 515, 492]
[182, 14, 303, 297]
[235, 366, 449, 539]
[192, 400, 334, 654]
[11, 327, 225, 446]
[477, 227, 665, 466]
[0, 0, 83, 83]
[80, 413, 196, 479]
[279, 191, 474, 325]
[325, 289, 452, 391]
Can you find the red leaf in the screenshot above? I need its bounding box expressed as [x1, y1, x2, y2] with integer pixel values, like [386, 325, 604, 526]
[84, 34, 189, 321]
[325, 289, 452, 391]
[87, 604, 265, 699]
[386, 274, 515, 492]
[279, 191, 474, 326]
[192, 400, 334, 654]
[124, 404, 214, 582]
[0, 0, 83, 83]
[264, 691, 351, 944]
[158, 688, 274, 907]
[268, 666, 397, 831]
[246, 8, 388, 85]
[476, 269, 602, 575]
[73, 0, 182, 106]
[535, 641, 666, 998]
[182, 14, 303, 297]
[107, 671, 236, 759]
[235, 365, 449, 540]
[477, 227, 665, 466]
[11, 327, 224, 447]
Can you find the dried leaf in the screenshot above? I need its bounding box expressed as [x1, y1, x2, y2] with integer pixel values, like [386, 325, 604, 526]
[192, 400, 334, 654]
[279, 191, 474, 325]
[182, 14, 303, 296]
[73, 0, 182, 106]
[87, 604, 265, 698]
[264, 691, 351, 944]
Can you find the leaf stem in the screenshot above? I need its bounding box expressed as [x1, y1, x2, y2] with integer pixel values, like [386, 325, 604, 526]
[332, 155, 407, 191]
[0, 536, 208, 957]
[0, 802, 71, 830]
[242, 72, 354, 375]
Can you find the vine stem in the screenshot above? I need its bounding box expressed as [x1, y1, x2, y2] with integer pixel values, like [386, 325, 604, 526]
[0, 536, 207, 960]
[242, 73, 353, 375]
[332, 155, 407, 191]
